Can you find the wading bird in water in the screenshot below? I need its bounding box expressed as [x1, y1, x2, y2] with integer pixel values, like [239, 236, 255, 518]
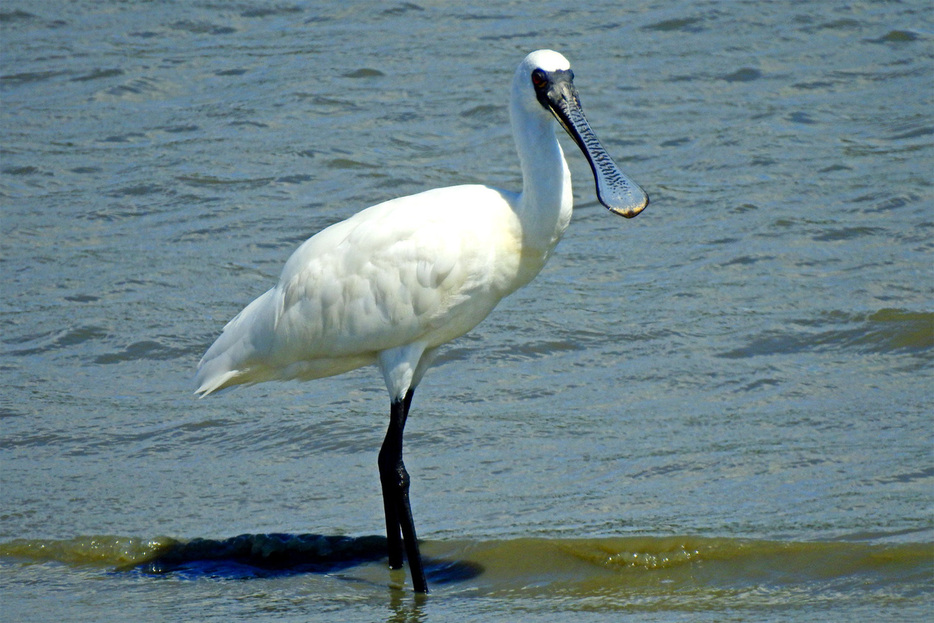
[195, 50, 649, 593]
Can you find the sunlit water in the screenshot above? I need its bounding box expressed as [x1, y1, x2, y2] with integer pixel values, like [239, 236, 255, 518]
[2, 1, 931, 621]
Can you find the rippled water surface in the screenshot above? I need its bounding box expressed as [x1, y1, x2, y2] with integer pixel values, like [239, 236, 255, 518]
[2, 1, 932, 621]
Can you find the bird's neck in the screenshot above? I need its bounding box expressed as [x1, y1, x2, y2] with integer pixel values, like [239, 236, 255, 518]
[512, 111, 573, 255]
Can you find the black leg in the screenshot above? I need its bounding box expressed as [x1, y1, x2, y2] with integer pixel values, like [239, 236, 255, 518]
[379, 396, 406, 570]
[378, 388, 428, 593]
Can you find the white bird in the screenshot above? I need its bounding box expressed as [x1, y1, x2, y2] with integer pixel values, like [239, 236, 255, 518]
[195, 49, 648, 593]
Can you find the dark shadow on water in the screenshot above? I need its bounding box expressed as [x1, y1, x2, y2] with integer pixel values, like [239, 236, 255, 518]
[131, 533, 482, 584]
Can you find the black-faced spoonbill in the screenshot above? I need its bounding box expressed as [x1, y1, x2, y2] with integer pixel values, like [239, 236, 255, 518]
[195, 50, 649, 593]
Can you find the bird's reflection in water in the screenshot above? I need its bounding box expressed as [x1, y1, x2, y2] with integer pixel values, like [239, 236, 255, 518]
[136, 532, 483, 587]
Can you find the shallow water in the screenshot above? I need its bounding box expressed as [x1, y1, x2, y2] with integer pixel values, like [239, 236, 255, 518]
[2, 533, 930, 621]
[2, 0, 932, 621]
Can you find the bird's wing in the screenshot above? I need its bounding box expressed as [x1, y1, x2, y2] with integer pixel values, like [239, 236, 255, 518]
[274, 185, 520, 355]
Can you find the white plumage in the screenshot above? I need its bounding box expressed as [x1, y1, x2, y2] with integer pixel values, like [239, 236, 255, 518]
[195, 185, 532, 398]
[195, 50, 648, 593]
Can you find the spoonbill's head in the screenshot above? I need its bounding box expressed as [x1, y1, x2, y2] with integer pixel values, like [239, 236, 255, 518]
[513, 50, 649, 218]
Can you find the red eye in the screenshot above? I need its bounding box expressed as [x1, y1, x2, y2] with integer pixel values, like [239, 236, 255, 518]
[531, 69, 548, 88]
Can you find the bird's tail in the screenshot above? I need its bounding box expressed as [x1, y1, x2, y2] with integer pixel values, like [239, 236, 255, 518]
[195, 287, 279, 396]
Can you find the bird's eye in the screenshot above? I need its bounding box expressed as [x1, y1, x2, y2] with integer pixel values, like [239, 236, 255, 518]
[531, 69, 548, 89]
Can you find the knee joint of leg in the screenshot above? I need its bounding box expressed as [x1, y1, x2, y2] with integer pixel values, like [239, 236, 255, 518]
[379, 458, 409, 491]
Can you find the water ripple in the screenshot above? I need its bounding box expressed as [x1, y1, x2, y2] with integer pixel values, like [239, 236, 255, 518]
[719, 309, 933, 359]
